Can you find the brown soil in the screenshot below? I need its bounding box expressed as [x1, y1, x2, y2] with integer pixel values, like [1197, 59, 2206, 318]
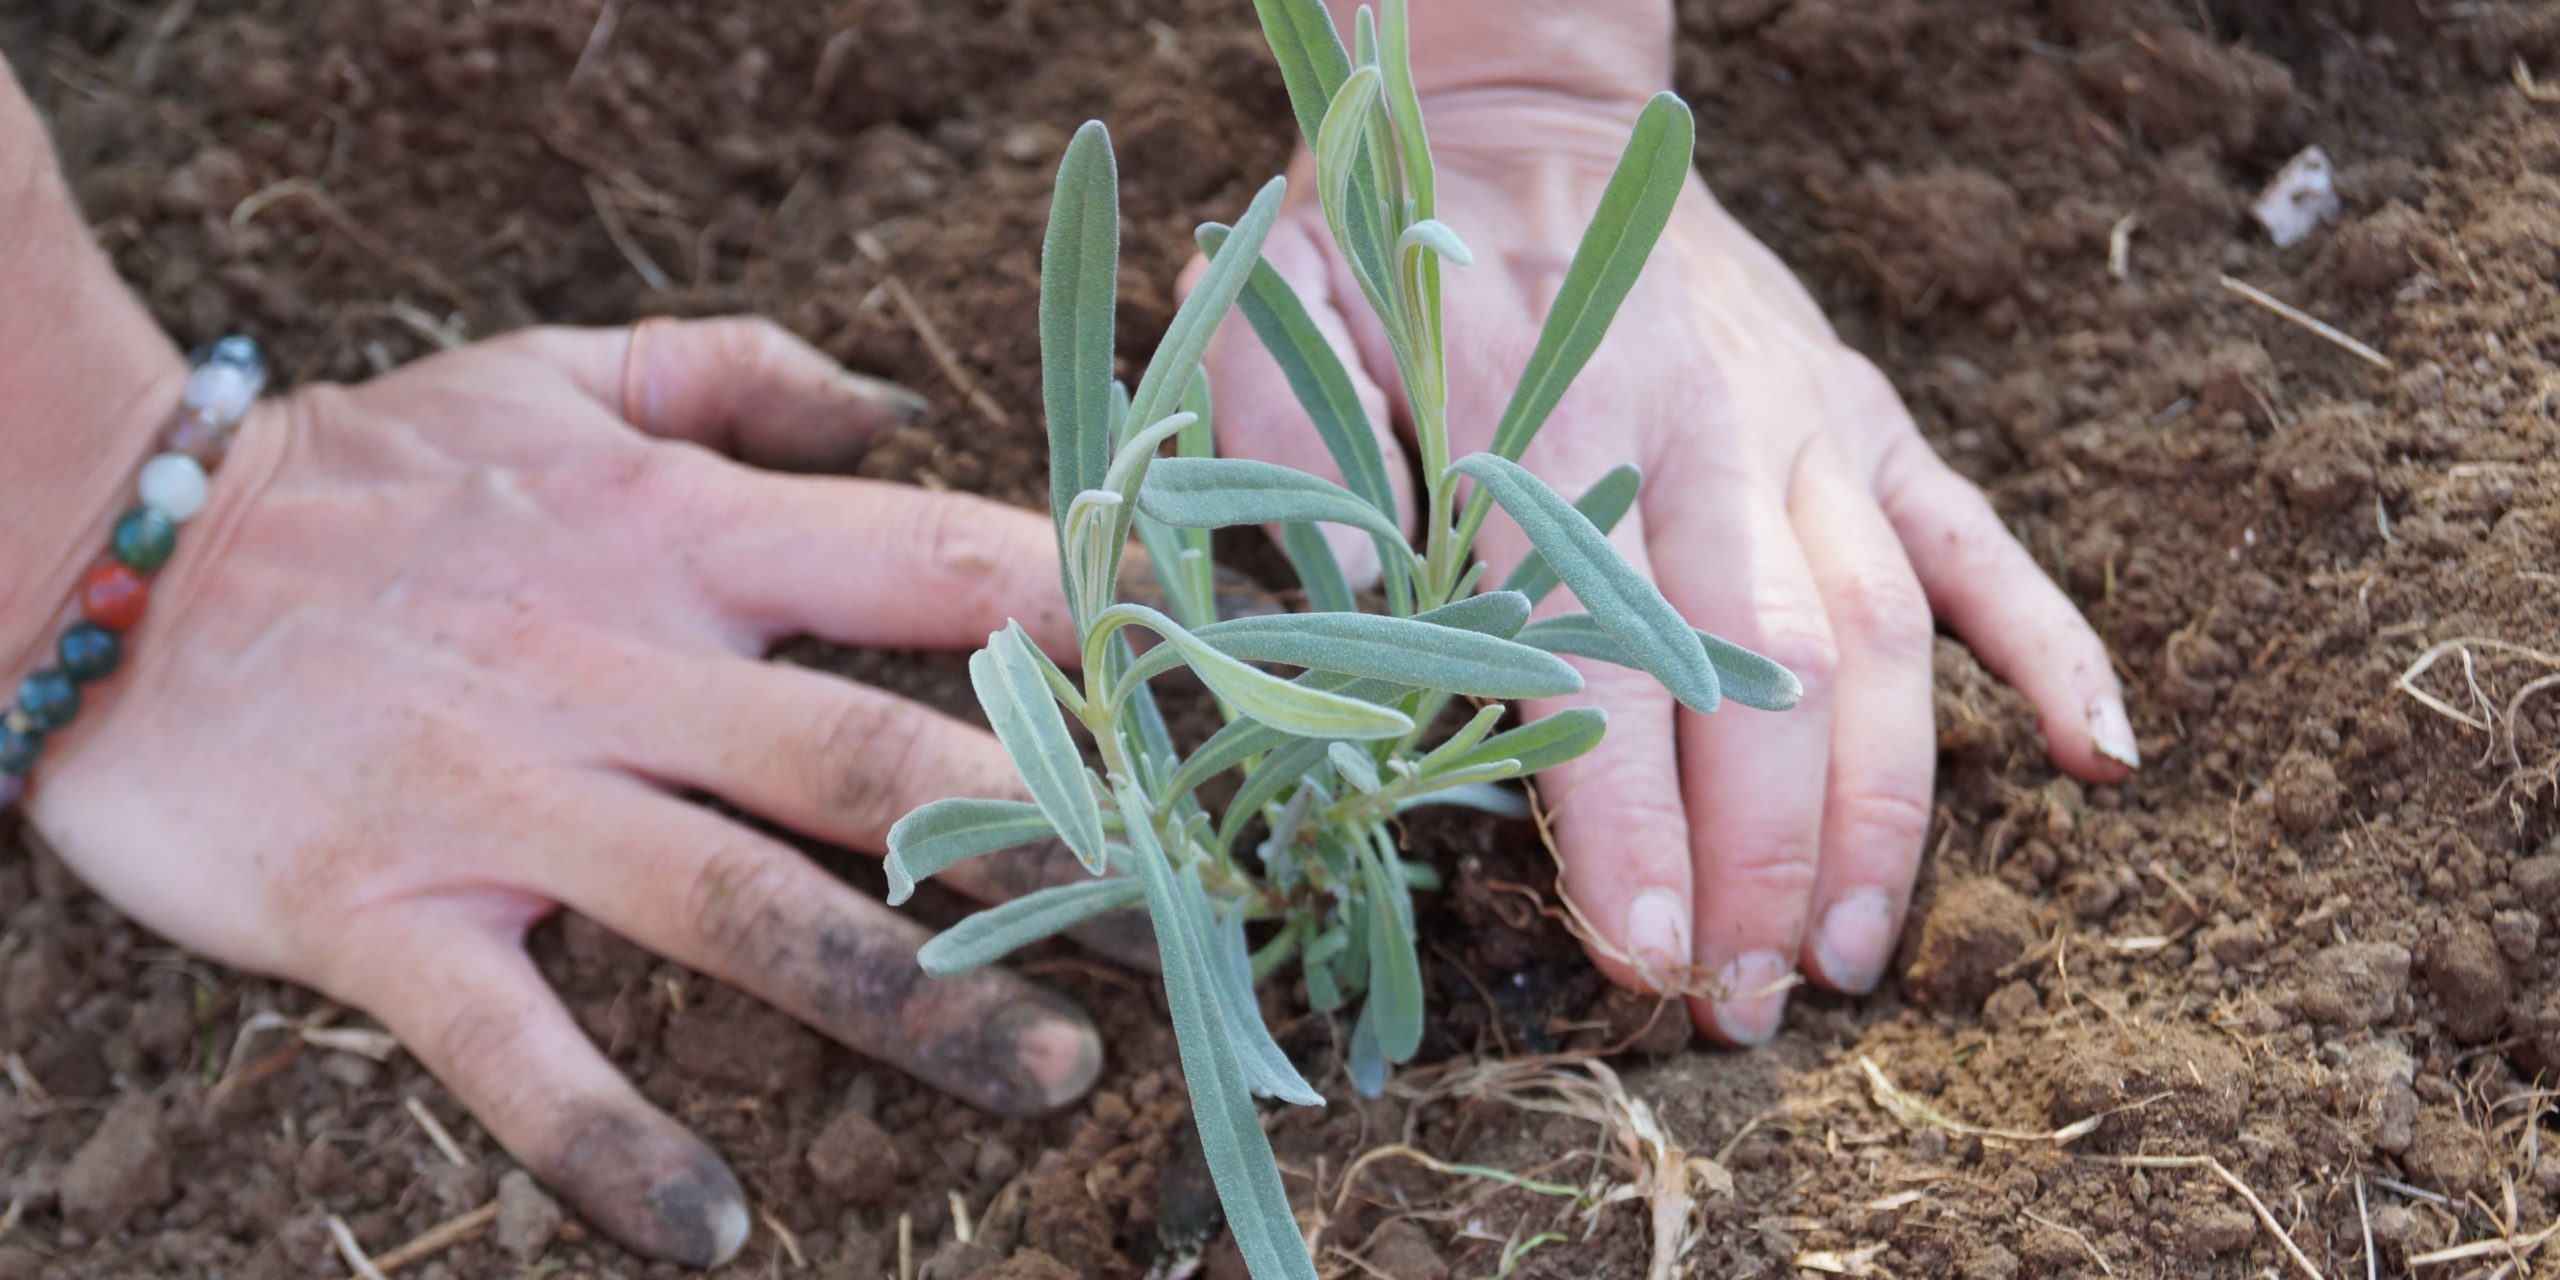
[6, 0, 2560, 1277]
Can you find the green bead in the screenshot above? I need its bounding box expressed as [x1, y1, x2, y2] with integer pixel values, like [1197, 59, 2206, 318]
[112, 505, 178, 572]
[0, 720, 37, 776]
[16, 669, 78, 732]
[57, 623, 121, 683]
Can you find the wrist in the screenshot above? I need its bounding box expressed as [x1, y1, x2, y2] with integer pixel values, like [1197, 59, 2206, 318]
[0, 64, 189, 687]
[1330, 0, 1673, 109]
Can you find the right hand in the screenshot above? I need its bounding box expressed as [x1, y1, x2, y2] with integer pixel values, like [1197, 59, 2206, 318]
[18, 317, 1112, 1266]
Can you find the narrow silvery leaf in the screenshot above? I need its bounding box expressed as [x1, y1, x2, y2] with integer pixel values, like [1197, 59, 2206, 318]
[1123, 786, 1321, 1280]
[1396, 219, 1471, 266]
[1250, 0, 1353, 147]
[1158, 670, 1403, 810]
[1399, 781, 1530, 818]
[971, 626, 1107, 871]
[1194, 224, 1399, 530]
[1501, 463, 1641, 605]
[1140, 457, 1406, 548]
[1108, 604, 1413, 740]
[1192, 609, 1581, 700]
[1488, 94, 1697, 462]
[1042, 123, 1120, 547]
[885, 798, 1058, 906]
[1125, 179, 1287, 448]
[1304, 925, 1347, 1012]
[1520, 614, 1801, 712]
[1454, 454, 1719, 713]
[1101, 411, 1198, 499]
[1327, 742, 1381, 794]
[1282, 521, 1357, 613]
[1206, 897, 1325, 1105]
[1218, 737, 1336, 855]
[918, 879, 1146, 976]
[1418, 589, 1531, 639]
[1135, 514, 1211, 630]
[1314, 66, 1385, 284]
[1415, 703, 1507, 774]
[1379, 0, 1436, 219]
[1347, 999, 1387, 1097]
[1358, 837, 1424, 1062]
[1429, 705, 1608, 778]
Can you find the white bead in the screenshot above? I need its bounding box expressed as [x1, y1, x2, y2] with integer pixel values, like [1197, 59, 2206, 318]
[183, 362, 257, 426]
[138, 452, 210, 522]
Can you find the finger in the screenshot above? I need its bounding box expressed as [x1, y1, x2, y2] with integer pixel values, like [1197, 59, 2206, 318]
[1789, 443, 1937, 995]
[1469, 463, 1692, 1005]
[1193, 213, 1413, 587]
[635, 457, 1078, 657]
[1654, 477, 1834, 1046]
[595, 649, 1155, 970]
[346, 909, 750, 1267]
[508, 316, 928, 471]
[1875, 435, 2138, 780]
[533, 781, 1103, 1116]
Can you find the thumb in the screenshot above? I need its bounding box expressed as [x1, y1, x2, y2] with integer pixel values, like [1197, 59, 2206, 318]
[1188, 213, 1412, 589]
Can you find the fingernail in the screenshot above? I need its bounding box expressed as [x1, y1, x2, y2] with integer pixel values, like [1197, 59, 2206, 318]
[2090, 696, 2141, 769]
[1813, 888, 1896, 994]
[1708, 950, 1794, 1046]
[1015, 1010, 1105, 1109]
[641, 1161, 751, 1267]
[841, 370, 930, 423]
[1625, 888, 1691, 986]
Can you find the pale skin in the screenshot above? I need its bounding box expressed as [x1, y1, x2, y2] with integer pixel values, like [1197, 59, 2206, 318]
[1, 3, 2130, 1269]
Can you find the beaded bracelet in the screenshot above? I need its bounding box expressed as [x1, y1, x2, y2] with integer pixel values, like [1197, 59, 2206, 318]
[0, 337, 267, 809]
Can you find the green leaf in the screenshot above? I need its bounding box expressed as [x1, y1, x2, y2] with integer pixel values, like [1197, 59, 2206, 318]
[917, 879, 1146, 976]
[1428, 705, 1609, 777]
[1519, 614, 1801, 712]
[1102, 411, 1198, 499]
[1139, 457, 1406, 547]
[1453, 454, 1718, 713]
[1191, 608, 1582, 700]
[1304, 924, 1347, 1011]
[1281, 521, 1357, 613]
[1357, 836, 1423, 1062]
[1105, 604, 1413, 740]
[1396, 218, 1470, 266]
[1314, 66, 1387, 292]
[1488, 94, 1697, 462]
[1397, 780, 1529, 818]
[1249, 0, 1353, 147]
[1379, 0, 1437, 220]
[1348, 999, 1387, 1097]
[971, 625, 1107, 871]
[1123, 788, 1321, 1280]
[885, 799, 1057, 906]
[1501, 463, 1641, 605]
[1417, 589, 1531, 639]
[1041, 123, 1120, 546]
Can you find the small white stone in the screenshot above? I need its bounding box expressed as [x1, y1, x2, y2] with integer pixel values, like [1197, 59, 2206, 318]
[138, 452, 210, 522]
[2252, 145, 2340, 249]
[183, 361, 258, 426]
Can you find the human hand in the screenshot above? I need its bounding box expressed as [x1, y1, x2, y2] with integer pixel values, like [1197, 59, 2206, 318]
[14, 316, 1114, 1265]
[1202, 35, 2134, 1043]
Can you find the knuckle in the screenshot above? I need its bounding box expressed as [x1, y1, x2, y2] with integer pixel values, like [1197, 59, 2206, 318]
[1749, 606, 1839, 703]
[680, 838, 796, 967]
[809, 697, 933, 832]
[1712, 832, 1823, 906]
[1829, 783, 1935, 855]
[1826, 565, 1935, 660]
[420, 996, 549, 1117]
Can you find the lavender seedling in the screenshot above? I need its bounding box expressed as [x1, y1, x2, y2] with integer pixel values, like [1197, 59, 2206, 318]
[885, 4, 1797, 1276]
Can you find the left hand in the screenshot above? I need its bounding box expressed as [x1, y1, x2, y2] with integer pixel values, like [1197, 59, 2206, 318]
[1200, 87, 2136, 1044]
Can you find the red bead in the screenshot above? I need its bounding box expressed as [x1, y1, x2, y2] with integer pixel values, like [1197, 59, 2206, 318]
[80, 563, 149, 632]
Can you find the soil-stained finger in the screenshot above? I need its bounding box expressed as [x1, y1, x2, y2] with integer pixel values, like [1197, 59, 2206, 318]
[534, 780, 1104, 1115]
[342, 908, 750, 1267]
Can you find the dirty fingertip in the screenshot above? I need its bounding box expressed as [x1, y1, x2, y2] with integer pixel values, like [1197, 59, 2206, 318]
[2086, 694, 2141, 773]
[1010, 1003, 1105, 1111]
[546, 1107, 749, 1267]
[838, 368, 931, 424]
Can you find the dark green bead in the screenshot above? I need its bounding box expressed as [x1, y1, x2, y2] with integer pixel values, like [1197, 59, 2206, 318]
[16, 670, 78, 732]
[112, 505, 178, 573]
[0, 720, 41, 776]
[57, 623, 121, 683]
